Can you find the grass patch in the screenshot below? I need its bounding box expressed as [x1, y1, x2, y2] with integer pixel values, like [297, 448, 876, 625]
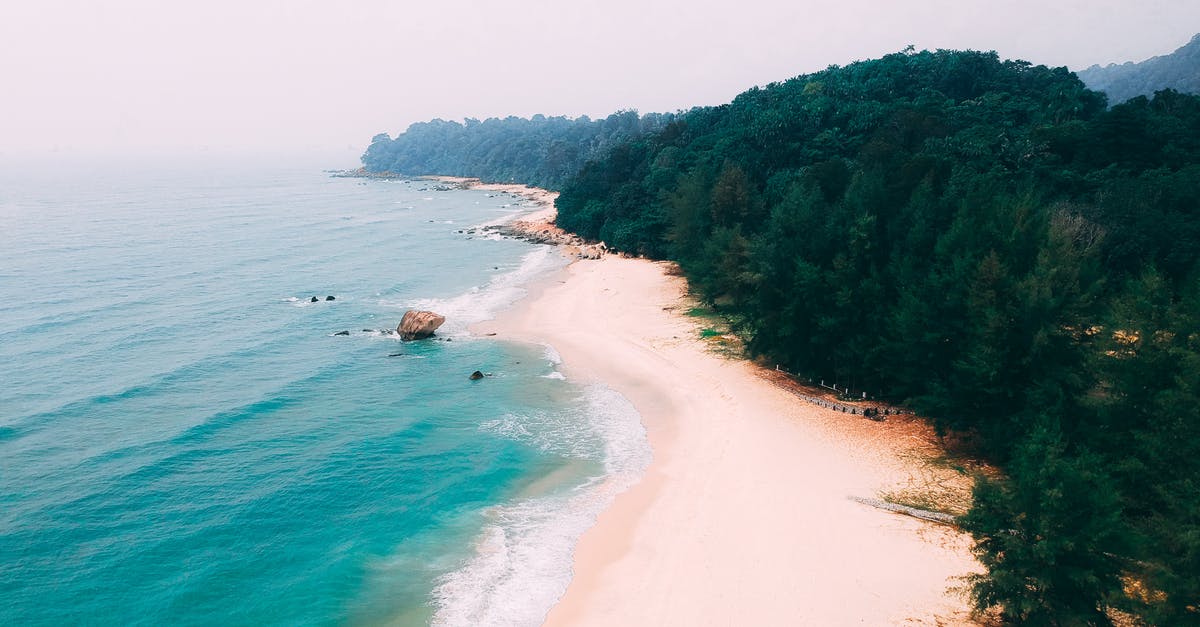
[877, 450, 984, 518]
[683, 299, 745, 358]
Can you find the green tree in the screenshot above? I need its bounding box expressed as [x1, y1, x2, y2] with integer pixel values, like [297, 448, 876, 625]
[1090, 271, 1200, 622]
[961, 426, 1128, 625]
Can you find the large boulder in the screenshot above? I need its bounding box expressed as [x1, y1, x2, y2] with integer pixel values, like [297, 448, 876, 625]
[397, 310, 446, 341]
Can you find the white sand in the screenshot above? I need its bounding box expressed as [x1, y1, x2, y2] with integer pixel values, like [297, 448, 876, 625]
[462, 187, 981, 625]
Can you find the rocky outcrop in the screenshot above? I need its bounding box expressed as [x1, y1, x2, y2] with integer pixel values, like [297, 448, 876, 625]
[578, 244, 604, 259]
[481, 222, 607, 260]
[397, 310, 446, 341]
[484, 222, 584, 247]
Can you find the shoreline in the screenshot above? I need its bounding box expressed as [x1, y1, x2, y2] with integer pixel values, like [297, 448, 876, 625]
[455, 182, 982, 625]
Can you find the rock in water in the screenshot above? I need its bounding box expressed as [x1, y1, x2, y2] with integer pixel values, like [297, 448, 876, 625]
[397, 310, 446, 341]
[469, 370, 485, 380]
[325, 295, 336, 301]
[310, 296, 319, 303]
[333, 330, 350, 336]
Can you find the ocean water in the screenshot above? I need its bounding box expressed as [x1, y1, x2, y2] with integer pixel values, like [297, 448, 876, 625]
[0, 162, 649, 626]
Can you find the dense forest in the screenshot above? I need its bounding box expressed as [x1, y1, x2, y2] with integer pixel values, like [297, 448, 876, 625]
[552, 50, 1200, 624]
[1078, 33, 1200, 105]
[361, 111, 676, 190]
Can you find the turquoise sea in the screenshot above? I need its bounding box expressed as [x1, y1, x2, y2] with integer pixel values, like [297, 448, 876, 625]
[0, 161, 649, 626]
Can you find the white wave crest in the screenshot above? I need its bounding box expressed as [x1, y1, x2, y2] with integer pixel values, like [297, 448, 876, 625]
[468, 201, 544, 231]
[431, 385, 651, 627]
[388, 246, 564, 337]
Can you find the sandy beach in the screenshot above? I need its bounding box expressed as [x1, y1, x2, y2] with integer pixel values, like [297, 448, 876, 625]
[462, 181, 981, 625]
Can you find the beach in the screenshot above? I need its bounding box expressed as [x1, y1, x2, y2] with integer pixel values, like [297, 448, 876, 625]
[473, 194, 982, 625]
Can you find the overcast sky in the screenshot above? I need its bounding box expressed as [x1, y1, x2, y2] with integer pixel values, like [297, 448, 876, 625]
[1, 1, 1197, 165]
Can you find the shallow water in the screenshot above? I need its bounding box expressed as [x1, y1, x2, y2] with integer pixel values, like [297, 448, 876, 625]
[0, 162, 648, 626]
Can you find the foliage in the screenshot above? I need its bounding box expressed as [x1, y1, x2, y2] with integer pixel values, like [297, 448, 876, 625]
[961, 426, 1127, 625]
[361, 111, 677, 190]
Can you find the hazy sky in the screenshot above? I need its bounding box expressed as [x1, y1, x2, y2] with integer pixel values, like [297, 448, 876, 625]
[2, 1, 1197, 164]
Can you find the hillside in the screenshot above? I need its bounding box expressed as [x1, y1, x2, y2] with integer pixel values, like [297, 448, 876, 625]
[1078, 33, 1200, 104]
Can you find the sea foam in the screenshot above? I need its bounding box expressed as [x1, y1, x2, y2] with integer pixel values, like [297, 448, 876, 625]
[431, 385, 651, 626]
[388, 245, 564, 337]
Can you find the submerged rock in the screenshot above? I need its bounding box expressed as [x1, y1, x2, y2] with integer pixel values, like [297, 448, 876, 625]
[469, 370, 485, 380]
[325, 295, 336, 301]
[333, 330, 350, 336]
[397, 310, 446, 341]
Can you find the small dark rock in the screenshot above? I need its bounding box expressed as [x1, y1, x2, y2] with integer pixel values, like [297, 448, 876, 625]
[363, 329, 374, 332]
[310, 296, 319, 303]
[326, 295, 336, 301]
[334, 330, 350, 336]
[469, 370, 485, 380]
[387, 353, 404, 357]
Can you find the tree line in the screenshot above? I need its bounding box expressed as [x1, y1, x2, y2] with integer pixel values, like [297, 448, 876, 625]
[553, 50, 1199, 625]
[361, 111, 676, 190]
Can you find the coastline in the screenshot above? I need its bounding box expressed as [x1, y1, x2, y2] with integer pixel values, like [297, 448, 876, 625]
[452, 175, 982, 624]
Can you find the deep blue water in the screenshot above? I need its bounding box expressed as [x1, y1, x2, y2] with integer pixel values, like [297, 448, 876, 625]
[0, 163, 648, 626]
